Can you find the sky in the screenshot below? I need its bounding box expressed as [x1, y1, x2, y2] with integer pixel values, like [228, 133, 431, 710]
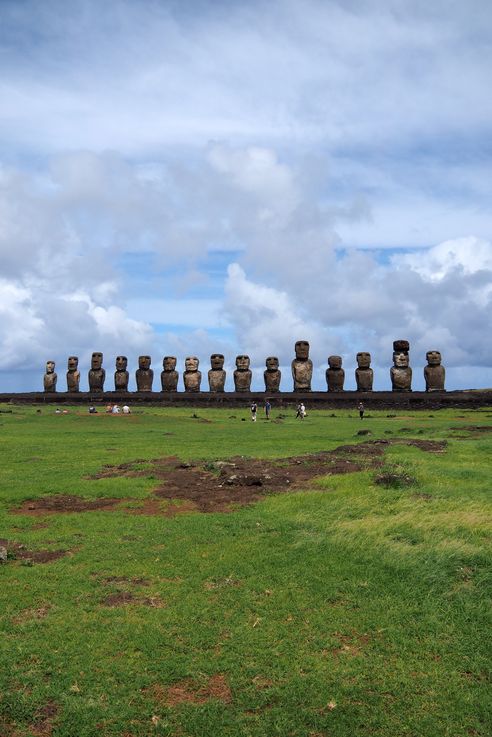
[0, 0, 491, 393]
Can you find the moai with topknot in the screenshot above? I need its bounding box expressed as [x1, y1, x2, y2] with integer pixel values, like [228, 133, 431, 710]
[390, 340, 412, 392]
[208, 354, 226, 392]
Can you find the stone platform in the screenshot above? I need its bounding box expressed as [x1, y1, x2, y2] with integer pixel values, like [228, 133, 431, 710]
[1, 390, 492, 409]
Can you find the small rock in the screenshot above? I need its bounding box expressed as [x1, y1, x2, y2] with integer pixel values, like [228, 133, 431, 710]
[0, 546, 7, 563]
[356, 429, 372, 436]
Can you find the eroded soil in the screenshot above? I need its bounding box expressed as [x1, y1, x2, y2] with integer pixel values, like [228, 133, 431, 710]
[0, 538, 67, 564]
[11, 439, 447, 516]
[145, 674, 232, 706]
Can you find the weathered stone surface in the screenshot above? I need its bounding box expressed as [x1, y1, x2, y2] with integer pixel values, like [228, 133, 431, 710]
[43, 361, 57, 392]
[355, 352, 374, 391]
[66, 356, 80, 392]
[393, 339, 410, 354]
[264, 356, 281, 392]
[114, 355, 129, 392]
[391, 350, 412, 392]
[292, 340, 313, 392]
[424, 351, 445, 392]
[88, 351, 105, 393]
[208, 354, 226, 392]
[234, 355, 252, 392]
[184, 356, 202, 392]
[136, 355, 153, 392]
[161, 356, 179, 392]
[0, 546, 7, 563]
[326, 355, 345, 392]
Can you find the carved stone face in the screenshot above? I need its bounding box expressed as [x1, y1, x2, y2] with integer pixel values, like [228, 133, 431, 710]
[46, 360, 55, 374]
[185, 356, 199, 372]
[116, 356, 128, 371]
[266, 356, 279, 370]
[68, 356, 78, 371]
[426, 351, 441, 366]
[91, 352, 103, 370]
[328, 355, 342, 369]
[210, 354, 224, 370]
[139, 355, 151, 370]
[295, 341, 310, 360]
[393, 352, 409, 368]
[356, 352, 371, 369]
[163, 356, 177, 371]
[236, 355, 250, 370]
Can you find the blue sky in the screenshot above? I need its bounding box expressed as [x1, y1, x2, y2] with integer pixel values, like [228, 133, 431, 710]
[0, 0, 491, 392]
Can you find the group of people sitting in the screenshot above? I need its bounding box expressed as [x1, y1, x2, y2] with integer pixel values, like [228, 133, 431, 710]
[87, 404, 131, 414]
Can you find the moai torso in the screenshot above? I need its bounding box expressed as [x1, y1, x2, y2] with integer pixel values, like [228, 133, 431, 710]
[326, 355, 345, 392]
[234, 355, 252, 392]
[136, 356, 153, 391]
[424, 351, 445, 392]
[114, 356, 129, 391]
[184, 357, 201, 392]
[208, 354, 226, 392]
[43, 361, 57, 392]
[88, 352, 105, 392]
[391, 341, 412, 392]
[161, 356, 179, 391]
[264, 356, 281, 392]
[291, 340, 313, 391]
[355, 352, 373, 391]
[66, 356, 80, 392]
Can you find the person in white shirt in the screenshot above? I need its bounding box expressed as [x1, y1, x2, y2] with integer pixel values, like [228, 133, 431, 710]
[122, 405, 130, 414]
[112, 404, 120, 414]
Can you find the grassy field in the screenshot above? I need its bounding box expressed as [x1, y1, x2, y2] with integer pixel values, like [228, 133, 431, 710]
[0, 403, 491, 737]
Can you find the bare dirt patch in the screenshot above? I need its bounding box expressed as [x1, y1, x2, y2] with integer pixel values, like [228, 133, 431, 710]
[0, 538, 67, 564]
[30, 701, 58, 737]
[12, 605, 51, 625]
[102, 591, 164, 608]
[452, 425, 492, 435]
[146, 674, 232, 706]
[12, 495, 125, 516]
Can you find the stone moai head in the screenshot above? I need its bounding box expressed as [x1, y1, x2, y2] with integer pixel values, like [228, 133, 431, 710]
[295, 340, 310, 360]
[91, 352, 103, 370]
[266, 356, 279, 370]
[426, 350, 442, 366]
[356, 352, 371, 369]
[116, 355, 128, 371]
[328, 355, 342, 369]
[46, 360, 56, 374]
[210, 354, 225, 370]
[67, 356, 79, 371]
[139, 355, 151, 370]
[393, 352, 409, 368]
[236, 355, 250, 370]
[163, 356, 177, 371]
[185, 356, 199, 372]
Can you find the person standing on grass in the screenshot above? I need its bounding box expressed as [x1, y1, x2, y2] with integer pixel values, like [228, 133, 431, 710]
[297, 402, 306, 420]
[265, 399, 271, 419]
[251, 401, 257, 422]
[358, 401, 365, 420]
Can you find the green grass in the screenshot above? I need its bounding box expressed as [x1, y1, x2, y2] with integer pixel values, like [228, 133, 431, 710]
[0, 404, 491, 737]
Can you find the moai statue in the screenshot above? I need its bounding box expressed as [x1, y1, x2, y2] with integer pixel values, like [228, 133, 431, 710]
[326, 355, 345, 392]
[424, 351, 445, 392]
[136, 355, 153, 392]
[234, 355, 252, 392]
[355, 352, 373, 391]
[114, 355, 129, 392]
[161, 356, 179, 392]
[88, 352, 105, 393]
[390, 340, 412, 392]
[291, 340, 313, 392]
[264, 356, 281, 392]
[66, 356, 80, 392]
[184, 356, 201, 392]
[43, 360, 57, 392]
[208, 354, 226, 392]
